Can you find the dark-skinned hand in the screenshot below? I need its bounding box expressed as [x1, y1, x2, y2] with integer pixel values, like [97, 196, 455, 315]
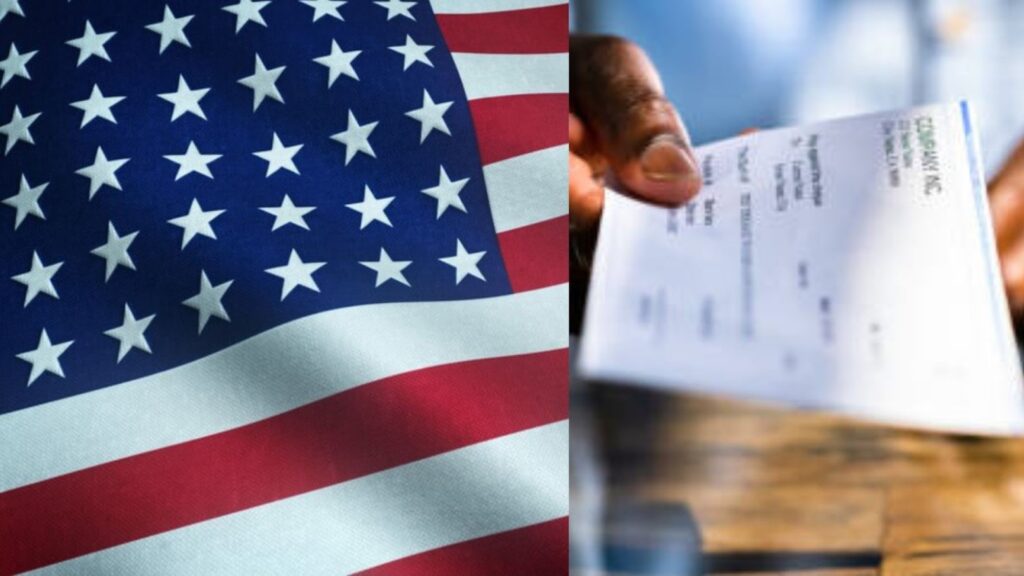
[569, 35, 701, 332]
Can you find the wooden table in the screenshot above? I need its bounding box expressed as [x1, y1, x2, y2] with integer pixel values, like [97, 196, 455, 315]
[572, 383, 1024, 575]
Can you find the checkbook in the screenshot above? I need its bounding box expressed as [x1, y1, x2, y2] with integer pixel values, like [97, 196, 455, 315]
[580, 102, 1024, 435]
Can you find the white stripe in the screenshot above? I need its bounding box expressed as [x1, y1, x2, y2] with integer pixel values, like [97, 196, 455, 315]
[33, 422, 568, 576]
[485, 145, 567, 232]
[430, 0, 565, 14]
[453, 53, 567, 101]
[0, 285, 567, 492]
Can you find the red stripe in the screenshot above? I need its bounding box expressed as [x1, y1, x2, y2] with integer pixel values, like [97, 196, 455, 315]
[0, 350, 568, 574]
[355, 517, 568, 576]
[498, 215, 568, 293]
[436, 5, 568, 55]
[470, 93, 567, 165]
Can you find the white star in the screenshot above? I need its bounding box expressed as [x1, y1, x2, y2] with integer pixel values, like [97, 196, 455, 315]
[0, 0, 24, 24]
[66, 20, 116, 67]
[168, 198, 224, 249]
[360, 248, 411, 287]
[406, 89, 452, 143]
[346, 185, 393, 229]
[374, 0, 415, 20]
[0, 105, 39, 155]
[389, 35, 433, 71]
[75, 146, 129, 199]
[301, 0, 345, 21]
[90, 221, 138, 281]
[104, 304, 155, 363]
[12, 250, 61, 307]
[158, 75, 209, 121]
[222, 0, 270, 33]
[260, 194, 314, 231]
[164, 140, 221, 180]
[145, 5, 193, 54]
[3, 174, 46, 230]
[330, 110, 378, 165]
[422, 165, 469, 218]
[17, 329, 72, 386]
[265, 249, 326, 300]
[70, 84, 125, 127]
[313, 40, 359, 87]
[238, 53, 285, 111]
[182, 270, 232, 334]
[253, 132, 301, 176]
[440, 239, 486, 284]
[0, 43, 36, 88]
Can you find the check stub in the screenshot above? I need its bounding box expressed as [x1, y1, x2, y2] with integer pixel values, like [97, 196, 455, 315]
[580, 102, 1024, 435]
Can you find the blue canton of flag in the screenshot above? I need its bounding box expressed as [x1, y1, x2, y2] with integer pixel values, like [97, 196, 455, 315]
[0, 0, 509, 412]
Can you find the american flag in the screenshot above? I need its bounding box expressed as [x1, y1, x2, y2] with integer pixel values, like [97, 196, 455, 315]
[0, 0, 567, 573]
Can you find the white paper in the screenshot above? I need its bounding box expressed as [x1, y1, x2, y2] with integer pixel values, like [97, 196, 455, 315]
[580, 102, 1024, 435]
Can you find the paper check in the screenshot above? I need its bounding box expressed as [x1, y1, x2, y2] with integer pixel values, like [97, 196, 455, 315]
[580, 102, 1024, 435]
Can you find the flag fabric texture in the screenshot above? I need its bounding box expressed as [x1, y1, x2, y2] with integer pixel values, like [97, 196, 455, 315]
[0, 0, 567, 573]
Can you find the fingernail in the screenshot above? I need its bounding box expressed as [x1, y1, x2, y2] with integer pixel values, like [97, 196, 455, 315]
[640, 135, 698, 182]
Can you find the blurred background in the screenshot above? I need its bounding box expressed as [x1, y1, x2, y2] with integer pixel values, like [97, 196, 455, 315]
[570, 1, 1024, 574]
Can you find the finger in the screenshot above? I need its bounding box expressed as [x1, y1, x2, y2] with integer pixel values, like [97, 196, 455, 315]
[989, 181, 1024, 252]
[570, 149, 605, 230]
[570, 112, 608, 175]
[1002, 237, 1024, 312]
[570, 35, 701, 205]
[569, 113, 586, 150]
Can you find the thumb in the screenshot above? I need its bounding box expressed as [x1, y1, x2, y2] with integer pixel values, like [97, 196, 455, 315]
[570, 35, 701, 205]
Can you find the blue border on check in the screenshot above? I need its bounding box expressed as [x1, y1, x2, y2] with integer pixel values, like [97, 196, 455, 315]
[961, 100, 1017, 367]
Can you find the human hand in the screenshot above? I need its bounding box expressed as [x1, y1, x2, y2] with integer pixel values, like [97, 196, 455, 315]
[569, 35, 702, 233]
[569, 35, 701, 332]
